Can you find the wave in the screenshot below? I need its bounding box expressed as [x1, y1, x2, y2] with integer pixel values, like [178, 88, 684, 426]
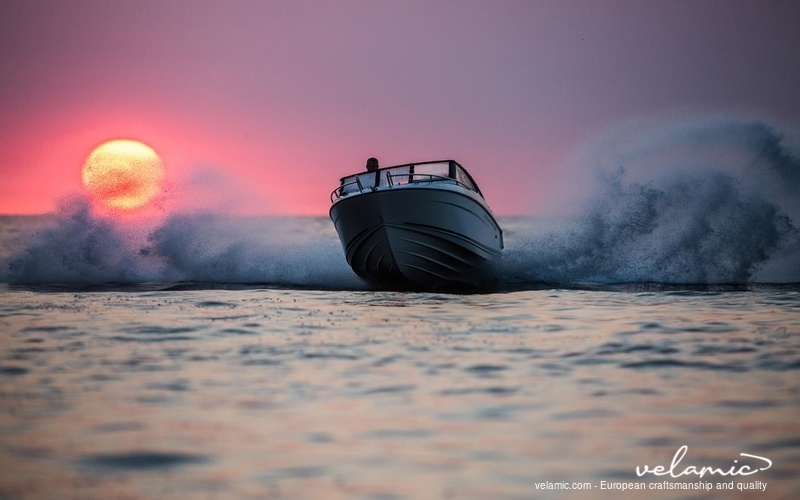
[502, 118, 800, 285]
[2, 118, 799, 289]
[2, 198, 363, 289]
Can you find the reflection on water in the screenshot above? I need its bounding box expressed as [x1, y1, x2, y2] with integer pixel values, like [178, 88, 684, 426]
[0, 287, 799, 498]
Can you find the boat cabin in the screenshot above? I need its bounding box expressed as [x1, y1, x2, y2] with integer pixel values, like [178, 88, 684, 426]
[331, 160, 483, 202]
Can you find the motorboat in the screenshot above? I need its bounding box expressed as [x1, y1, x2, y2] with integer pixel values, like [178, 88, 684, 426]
[329, 160, 503, 290]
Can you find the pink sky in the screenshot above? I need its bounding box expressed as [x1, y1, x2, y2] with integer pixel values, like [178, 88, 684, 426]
[2, 0, 799, 215]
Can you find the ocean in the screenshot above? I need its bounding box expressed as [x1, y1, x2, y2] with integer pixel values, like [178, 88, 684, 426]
[0, 208, 798, 499]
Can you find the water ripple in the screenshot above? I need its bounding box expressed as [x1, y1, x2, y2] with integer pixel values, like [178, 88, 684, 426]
[621, 359, 748, 372]
[78, 451, 212, 471]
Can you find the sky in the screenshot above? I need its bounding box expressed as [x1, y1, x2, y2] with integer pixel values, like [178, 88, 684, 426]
[1, 0, 799, 216]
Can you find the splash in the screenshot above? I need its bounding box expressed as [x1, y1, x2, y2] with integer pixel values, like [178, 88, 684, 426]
[503, 118, 800, 284]
[144, 212, 359, 287]
[3, 197, 361, 289]
[5, 197, 151, 283]
[2, 161, 364, 288]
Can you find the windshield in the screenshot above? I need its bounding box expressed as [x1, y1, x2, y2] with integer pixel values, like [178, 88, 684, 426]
[334, 160, 483, 201]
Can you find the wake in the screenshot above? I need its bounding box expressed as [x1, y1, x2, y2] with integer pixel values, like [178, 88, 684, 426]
[502, 119, 800, 285]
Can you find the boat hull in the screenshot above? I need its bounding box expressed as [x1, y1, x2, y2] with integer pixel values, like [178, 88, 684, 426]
[330, 185, 503, 290]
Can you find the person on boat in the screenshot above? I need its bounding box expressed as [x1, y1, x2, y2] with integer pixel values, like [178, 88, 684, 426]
[366, 157, 379, 171]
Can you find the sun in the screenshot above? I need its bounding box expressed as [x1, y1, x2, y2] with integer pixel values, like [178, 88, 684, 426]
[82, 139, 165, 210]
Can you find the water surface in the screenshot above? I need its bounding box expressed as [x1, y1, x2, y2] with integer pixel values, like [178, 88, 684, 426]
[1, 285, 798, 498]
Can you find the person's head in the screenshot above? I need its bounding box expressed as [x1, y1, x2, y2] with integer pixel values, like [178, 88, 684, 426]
[366, 157, 379, 172]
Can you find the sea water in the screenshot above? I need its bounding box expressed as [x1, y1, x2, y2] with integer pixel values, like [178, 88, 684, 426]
[0, 213, 798, 499]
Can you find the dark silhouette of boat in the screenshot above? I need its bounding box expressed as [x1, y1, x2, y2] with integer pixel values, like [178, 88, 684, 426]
[330, 160, 503, 290]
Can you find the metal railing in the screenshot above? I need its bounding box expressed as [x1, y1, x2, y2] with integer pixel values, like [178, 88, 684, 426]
[331, 160, 483, 203]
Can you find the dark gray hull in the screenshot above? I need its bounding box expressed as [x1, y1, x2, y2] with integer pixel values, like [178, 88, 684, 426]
[330, 185, 503, 290]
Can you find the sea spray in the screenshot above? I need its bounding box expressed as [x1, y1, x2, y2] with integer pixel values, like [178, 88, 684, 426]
[4, 198, 360, 288]
[5, 197, 155, 283]
[145, 212, 359, 287]
[502, 118, 800, 284]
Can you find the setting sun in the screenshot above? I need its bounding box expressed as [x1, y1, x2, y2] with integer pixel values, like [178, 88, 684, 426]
[82, 139, 164, 210]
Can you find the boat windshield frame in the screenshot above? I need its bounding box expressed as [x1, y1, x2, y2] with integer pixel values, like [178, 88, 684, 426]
[331, 160, 485, 203]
